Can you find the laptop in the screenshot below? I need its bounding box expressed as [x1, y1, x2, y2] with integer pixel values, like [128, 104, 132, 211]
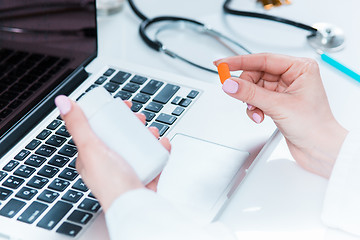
[0, 0, 278, 239]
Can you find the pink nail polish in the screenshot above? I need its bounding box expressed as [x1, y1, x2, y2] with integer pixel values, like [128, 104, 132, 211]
[55, 95, 72, 115]
[222, 79, 238, 94]
[247, 104, 253, 110]
[213, 59, 222, 65]
[252, 113, 261, 124]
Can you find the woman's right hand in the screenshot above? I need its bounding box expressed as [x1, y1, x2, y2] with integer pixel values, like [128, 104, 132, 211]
[214, 53, 348, 178]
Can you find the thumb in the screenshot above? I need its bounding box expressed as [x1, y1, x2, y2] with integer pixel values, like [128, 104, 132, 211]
[222, 77, 282, 114]
[54, 95, 98, 150]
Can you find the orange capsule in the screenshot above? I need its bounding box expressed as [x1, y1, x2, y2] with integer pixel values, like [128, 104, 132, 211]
[217, 62, 231, 84]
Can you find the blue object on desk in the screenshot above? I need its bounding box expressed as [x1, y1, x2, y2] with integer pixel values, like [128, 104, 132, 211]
[320, 52, 360, 83]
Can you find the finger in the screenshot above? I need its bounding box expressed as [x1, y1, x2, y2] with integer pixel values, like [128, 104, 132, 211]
[146, 174, 161, 192]
[222, 77, 282, 113]
[148, 127, 160, 139]
[246, 108, 265, 124]
[215, 53, 296, 75]
[124, 100, 132, 108]
[55, 95, 98, 150]
[135, 113, 146, 124]
[159, 137, 171, 152]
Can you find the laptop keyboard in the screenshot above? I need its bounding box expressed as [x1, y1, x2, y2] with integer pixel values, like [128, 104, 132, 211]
[0, 48, 70, 120]
[0, 67, 200, 237]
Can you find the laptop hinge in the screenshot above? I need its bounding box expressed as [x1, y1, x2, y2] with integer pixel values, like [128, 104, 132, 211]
[0, 67, 89, 158]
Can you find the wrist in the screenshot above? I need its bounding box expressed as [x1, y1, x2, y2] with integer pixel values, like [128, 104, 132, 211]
[302, 120, 348, 178]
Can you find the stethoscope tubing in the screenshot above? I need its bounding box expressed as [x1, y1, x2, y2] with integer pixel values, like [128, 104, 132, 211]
[222, 0, 318, 34]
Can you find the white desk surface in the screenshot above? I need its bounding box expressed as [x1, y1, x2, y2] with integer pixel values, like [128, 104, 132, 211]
[88, 0, 360, 239]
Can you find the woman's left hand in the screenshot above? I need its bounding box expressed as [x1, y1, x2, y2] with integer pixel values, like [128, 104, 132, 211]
[55, 95, 171, 212]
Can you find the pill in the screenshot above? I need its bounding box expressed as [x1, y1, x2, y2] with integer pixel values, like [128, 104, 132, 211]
[217, 62, 231, 84]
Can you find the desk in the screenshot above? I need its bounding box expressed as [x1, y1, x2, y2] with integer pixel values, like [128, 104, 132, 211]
[88, 1, 360, 239]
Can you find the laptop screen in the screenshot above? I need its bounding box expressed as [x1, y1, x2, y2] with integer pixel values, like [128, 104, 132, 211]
[0, 0, 97, 138]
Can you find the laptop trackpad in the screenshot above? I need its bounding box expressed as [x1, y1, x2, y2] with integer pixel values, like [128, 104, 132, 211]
[157, 134, 249, 223]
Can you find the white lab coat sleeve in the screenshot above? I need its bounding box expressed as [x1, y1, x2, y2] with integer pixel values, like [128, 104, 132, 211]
[322, 131, 360, 236]
[105, 188, 237, 240]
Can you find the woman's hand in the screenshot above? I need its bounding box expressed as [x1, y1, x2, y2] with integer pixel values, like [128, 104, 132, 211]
[214, 53, 348, 178]
[55, 95, 171, 212]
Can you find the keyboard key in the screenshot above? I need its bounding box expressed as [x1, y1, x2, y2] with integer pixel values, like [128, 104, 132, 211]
[88, 192, 96, 199]
[37, 200, 73, 230]
[187, 90, 199, 99]
[36, 129, 52, 140]
[25, 139, 41, 150]
[171, 96, 182, 105]
[72, 179, 88, 192]
[110, 71, 131, 84]
[114, 90, 132, 100]
[85, 84, 97, 92]
[103, 68, 115, 76]
[56, 222, 82, 237]
[62, 190, 83, 203]
[0, 171, 7, 182]
[132, 93, 150, 104]
[27, 176, 49, 189]
[153, 84, 180, 104]
[140, 80, 163, 95]
[130, 102, 142, 112]
[149, 122, 169, 136]
[3, 176, 24, 189]
[14, 165, 36, 178]
[58, 145, 77, 157]
[25, 154, 47, 168]
[179, 98, 192, 107]
[76, 93, 85, 101]
[172, 106, 185, 116]
[14, 150, 30, 161]
[145, 102, 163, 113]
[48, 155, 70, 167]
[45, 135, 66, 147]
[67, 210, 92, 224]
[0, 187, 13, 200]
[35, 145, 56, 157]
[48, 178, 70, 192]
[130, 75, 147, 84]
[103, 82, 119, 93]
[3, 160, 19, 172]
[17, 201, 48, 224]
[78, 198, 100, 213]
[155, 113, 177, 125]
[68, 158, 77, 169]
[47, 119, 62, 130]
[0, 199, 26, 218]
[37, 189, 60, 203]
[122, 83, 140, 93]
[94, 76, 107, 85]
[141, 111, 156, 122]
[15, 186, 38, 200]
[38, 165, 59, 178]
[68, 138, 75, 146]
[56, 125, 70, 138]
[59, 168, 78, 181]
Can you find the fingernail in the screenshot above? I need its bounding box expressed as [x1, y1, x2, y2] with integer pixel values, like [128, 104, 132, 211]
[213, 59, 222, 65]
[222, 79, 238, 94]
[252, 113, 261, 124]
[55, 95, 72, 115]
[247, 104, 253, 110]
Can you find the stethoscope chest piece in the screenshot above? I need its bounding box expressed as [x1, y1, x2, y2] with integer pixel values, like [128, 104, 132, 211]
[307, 22, 345, 52]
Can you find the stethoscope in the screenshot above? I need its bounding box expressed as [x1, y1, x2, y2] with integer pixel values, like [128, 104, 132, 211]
[223, 0, 359, 81]
[128, 0, 360, 81]
[128, 0, 252, 74]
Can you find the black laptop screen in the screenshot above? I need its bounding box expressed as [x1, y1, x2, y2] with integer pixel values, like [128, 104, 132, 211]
[0, 0, 97, 138]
